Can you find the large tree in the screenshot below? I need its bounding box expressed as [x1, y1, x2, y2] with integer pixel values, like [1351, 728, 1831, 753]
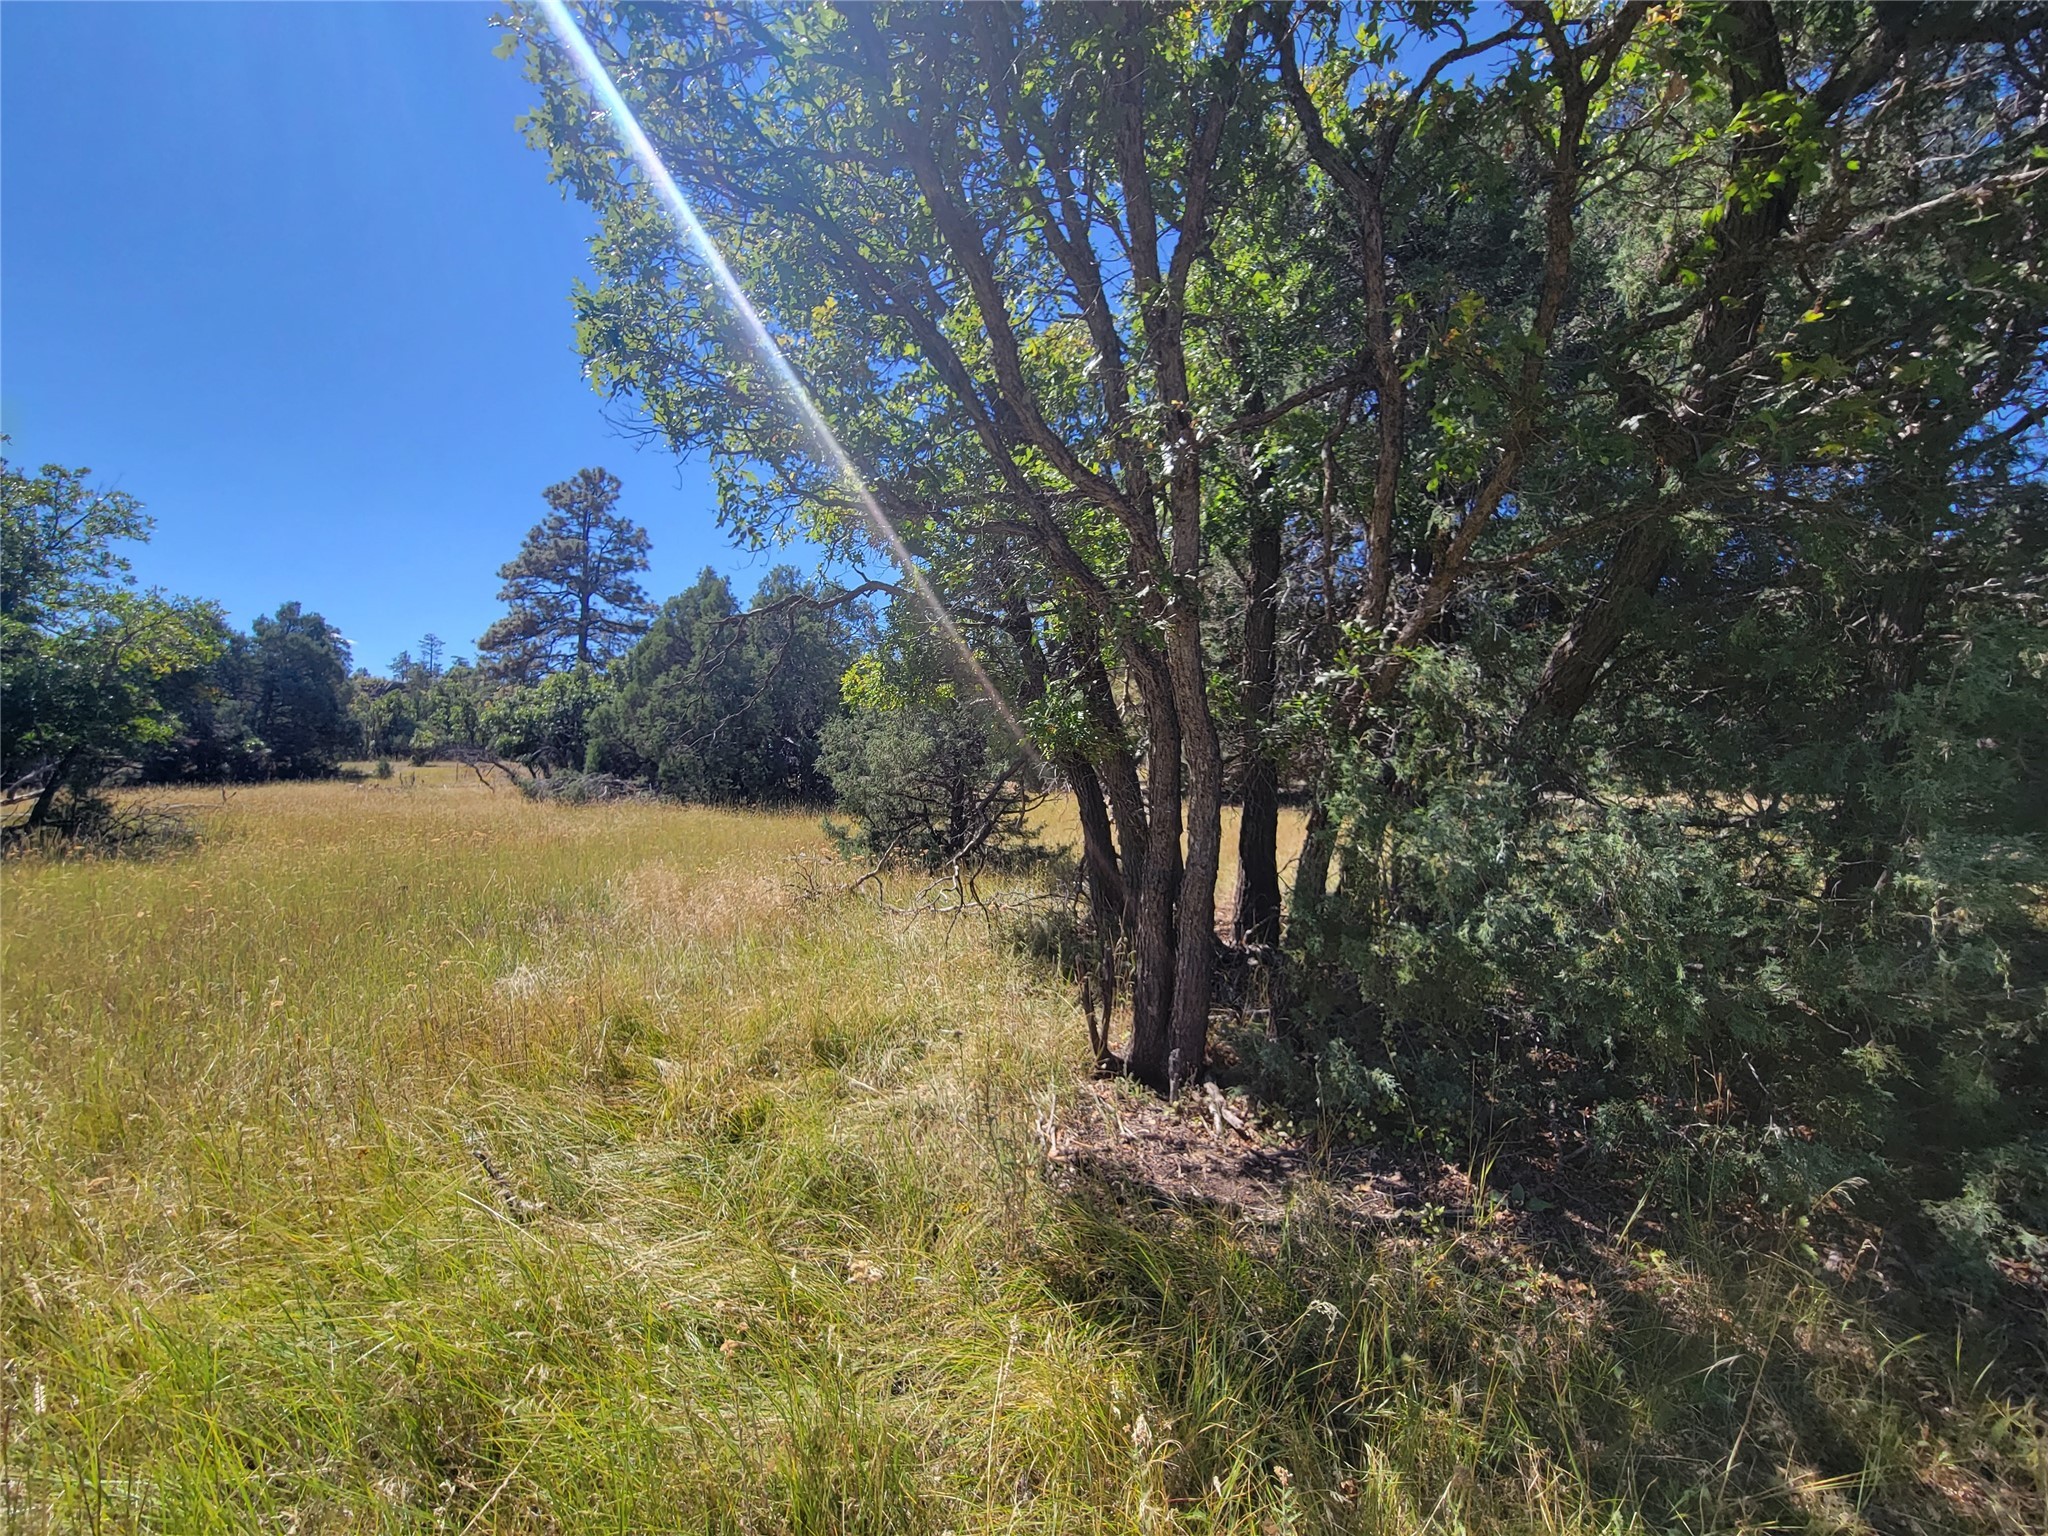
[508, 0, 1653, 1091]
[587, 565, 852, 801]
[506, 1, 2046, 1103]
[478, 467, 656, 677]
[248, 601, 355, 777]
[1, 453, 224, 826]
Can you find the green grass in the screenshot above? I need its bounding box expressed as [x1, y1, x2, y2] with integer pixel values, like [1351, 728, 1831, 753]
[3, 775, 2042, 1533]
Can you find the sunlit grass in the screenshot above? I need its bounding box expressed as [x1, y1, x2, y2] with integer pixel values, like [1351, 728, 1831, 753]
[1029, 796, 1312, 906]
[3, 777, 2041, 1533]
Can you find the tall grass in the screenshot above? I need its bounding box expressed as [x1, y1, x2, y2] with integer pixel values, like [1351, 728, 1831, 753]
[3, 774, 2041, 1533]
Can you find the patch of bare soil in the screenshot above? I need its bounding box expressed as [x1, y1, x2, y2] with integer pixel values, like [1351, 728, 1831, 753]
[1044, 1082, 2048, 1536]
[1045, 1081, 1484, 1230]
[1044, 1078, 1945, 1303]
[1043, 1078, 2048, 1403]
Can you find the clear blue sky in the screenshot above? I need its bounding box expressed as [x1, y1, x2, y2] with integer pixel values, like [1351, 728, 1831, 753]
[3, 1, 787, 674]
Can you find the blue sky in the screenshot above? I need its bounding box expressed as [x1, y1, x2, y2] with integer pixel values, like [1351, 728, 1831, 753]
[3, 1, 786, 673]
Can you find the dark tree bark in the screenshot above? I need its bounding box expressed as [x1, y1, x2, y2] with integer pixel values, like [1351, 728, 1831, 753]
[1232, 431, 1284, 949]
[1286, 795, 1335, 945]
[1065, 615, 1148, 925]
[1069, 760, 1129, 932]
[24, 745, 83, 831]
[1517, 516, 1680, 740]
[1004, 595, 1129, 927]
[1123, 663, 1185, 1092]
[1167, 611, 1224, 1095]
[1108, 6, 1248, 1096]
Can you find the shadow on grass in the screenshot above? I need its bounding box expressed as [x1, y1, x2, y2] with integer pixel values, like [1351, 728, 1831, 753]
[0, 792, 198, 859]
[1031, 1095, 2048, 1536]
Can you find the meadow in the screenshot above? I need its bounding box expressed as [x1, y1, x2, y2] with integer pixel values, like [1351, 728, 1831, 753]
[3, 775, 2043, 1534]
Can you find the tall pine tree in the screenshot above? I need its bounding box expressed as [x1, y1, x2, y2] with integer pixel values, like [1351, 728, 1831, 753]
[478, 468, 654, 679]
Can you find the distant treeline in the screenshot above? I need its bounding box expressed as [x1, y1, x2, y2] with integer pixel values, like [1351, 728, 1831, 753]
[3, 455, 352, 824]
[3, 454, 958, 823]
[358, 565, 853, 804]
[348, 465, 863, 802]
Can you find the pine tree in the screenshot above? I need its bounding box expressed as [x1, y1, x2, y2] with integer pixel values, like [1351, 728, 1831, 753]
[478, 468, 654, 679]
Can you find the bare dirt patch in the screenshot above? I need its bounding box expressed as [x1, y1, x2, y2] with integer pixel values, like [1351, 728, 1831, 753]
[1045, 1081, 1482, 1229]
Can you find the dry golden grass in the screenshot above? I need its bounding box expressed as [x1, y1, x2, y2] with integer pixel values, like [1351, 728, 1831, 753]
[3, 775, 2041, 1534]
[1029, 796, 1311, 903]
[2, 776, 1082, 1530]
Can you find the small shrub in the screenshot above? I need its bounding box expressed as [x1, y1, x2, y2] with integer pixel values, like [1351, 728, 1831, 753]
[516, 769, 649, 804]
[818, 696, 1042, 871]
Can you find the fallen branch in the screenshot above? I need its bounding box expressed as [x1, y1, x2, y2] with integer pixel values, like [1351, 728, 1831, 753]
[464, 1133, 546, 1220]
[1202, 1081, 1257, 1143]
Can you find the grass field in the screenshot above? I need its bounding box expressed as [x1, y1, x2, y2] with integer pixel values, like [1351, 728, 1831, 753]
[4, 775, 2043, 1533]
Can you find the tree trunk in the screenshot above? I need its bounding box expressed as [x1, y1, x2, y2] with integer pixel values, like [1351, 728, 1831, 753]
[1068, 759, 1128, 930]
[1166, 598, 1224, 1099]
[1516, 516, 1679, 739]
[1122, 664, 1183, 1093]
[1234, 765, 1281, 946]
[1232, 456, 1284, 949]
[1006, 595, 1129, 931]
[1286, 795, 1335, 946]
[25, 745, 83, 831]
[1070, 627, 1148, 929]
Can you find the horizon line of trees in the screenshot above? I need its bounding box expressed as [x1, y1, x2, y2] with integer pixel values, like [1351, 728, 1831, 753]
[2, 452, 363, 821]
[3, 453, 882, 821]
[354, 465, 864, 800]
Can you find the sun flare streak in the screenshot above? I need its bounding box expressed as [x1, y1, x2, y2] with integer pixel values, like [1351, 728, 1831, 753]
[534, 0, 1033, 757]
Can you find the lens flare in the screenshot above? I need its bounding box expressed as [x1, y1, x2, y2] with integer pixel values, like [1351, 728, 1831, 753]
[533, 0, 1033, 757]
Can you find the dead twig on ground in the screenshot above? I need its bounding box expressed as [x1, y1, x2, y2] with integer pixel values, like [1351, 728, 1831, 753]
[463, 1133, 545, 1220]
